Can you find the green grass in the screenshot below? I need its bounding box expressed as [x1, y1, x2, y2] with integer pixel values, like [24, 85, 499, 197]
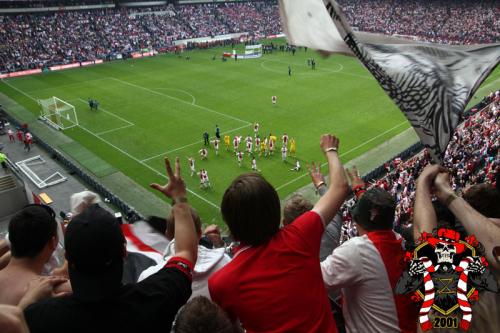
[1, 41, 499, 226]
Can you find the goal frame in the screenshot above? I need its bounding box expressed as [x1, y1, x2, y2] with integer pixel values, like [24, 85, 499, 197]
[39, 97, 79, 130]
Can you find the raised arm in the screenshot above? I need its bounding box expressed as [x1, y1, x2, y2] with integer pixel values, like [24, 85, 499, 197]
[413, 164, 444, 241]
[312, 135, 349, 226]
[151, 157, 198, 265]
[433, 172, 500, 270]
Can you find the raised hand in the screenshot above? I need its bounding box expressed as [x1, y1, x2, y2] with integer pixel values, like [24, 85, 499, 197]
[346, 166, 365, 188]
[320, 134, 339, 153]
[433, 171, 454, 203]
[309, 162, 325, 188]
[417, 164, 446, 188]
[150, 157, 186, 201]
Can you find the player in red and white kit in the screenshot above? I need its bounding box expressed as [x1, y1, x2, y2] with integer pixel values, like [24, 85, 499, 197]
[290, 160, 301, 171]
[254, 135, 261, 152]
[7, 128, 15, 142]
[253, 122, 259, 136]
[199, 148, 208, 160]
[281, 145, 287, 161]
[245, 136, 253, 153]
[282, 133, 289, 147]
[202, 169, 211, 188]
[251, 157, 260, 172]
[213, 139, 220, 156]
[188, 157, 196, 177]
[233, 136, 240, 152]
[236, 151, 244, 167]
[269, 138, 275, 155]
[198, 169, 205, 188]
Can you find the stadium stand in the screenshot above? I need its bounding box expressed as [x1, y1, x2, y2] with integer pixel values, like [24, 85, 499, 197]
[336, 92, 499, 247]
[337, 0, 499, 45]
[1, 0, 499, 73]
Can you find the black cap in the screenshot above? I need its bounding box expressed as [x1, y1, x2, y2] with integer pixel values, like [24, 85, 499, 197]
[65, 204, 125, 302]
[351, 188, 395, 231]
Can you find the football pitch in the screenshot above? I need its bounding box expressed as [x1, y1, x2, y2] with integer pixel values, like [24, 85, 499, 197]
[1, 41, 499, 225]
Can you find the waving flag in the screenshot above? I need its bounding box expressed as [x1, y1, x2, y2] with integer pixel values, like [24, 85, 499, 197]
[279, 0, 500, 162]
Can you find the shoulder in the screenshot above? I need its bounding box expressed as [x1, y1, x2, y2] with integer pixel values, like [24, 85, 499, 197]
[25, 296, 74, 325]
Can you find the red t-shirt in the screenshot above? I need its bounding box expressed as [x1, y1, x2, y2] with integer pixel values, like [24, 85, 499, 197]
[208, 211, 337, 333]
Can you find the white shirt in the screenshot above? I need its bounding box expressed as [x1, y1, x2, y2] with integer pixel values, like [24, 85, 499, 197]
[321, 234, 404, 333]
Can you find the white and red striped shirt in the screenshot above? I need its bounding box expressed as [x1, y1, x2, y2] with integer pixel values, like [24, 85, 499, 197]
[321, 231, 418, 333]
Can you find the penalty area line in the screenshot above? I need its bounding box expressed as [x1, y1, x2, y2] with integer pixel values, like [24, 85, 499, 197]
[0, 80, 220, 210]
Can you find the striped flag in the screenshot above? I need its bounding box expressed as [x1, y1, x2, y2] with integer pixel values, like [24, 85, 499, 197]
[279, 0, 500, 162]
[121, 221, 168, 283]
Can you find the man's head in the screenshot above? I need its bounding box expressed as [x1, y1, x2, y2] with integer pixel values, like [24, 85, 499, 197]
[221, 173, 280, 246]
[174, 296, 235, 333]
[283, 194, 313, 226]
[166, 207, 202, 241]
[65, 204, 125, 301]
[463, 183, 500, 218]
[8, 205, 58, 260]
[351, 188, 395, 233]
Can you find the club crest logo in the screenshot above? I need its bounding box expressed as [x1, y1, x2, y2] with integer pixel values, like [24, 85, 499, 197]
[395, 228, 498, 331]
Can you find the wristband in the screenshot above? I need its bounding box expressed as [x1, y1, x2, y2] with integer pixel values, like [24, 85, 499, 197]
[324, 147, 338, 153]
[444, 192, 458, 206]
[315, 181, 326, 189]
[172, 197, 188, 205]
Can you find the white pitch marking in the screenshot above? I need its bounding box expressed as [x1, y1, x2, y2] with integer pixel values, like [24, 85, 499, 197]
[140, 123, 252, 162]
[275, 120, 409, 191]
[96, 124, 134, 136]
[110, 77, 251, 125]
[2, 79, 39, 101]
[259, 59, 372, 79]
[153, 87, 196, 105]
[77, 123, 221, 209]
[0, 81, 220, 210]
[76, 98, 134, 126]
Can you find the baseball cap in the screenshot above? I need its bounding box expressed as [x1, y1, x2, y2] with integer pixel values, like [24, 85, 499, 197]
[351, 188, 395, 231]
[65, 204, 125, 302]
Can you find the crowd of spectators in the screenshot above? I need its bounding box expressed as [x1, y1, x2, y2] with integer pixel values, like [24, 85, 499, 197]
[1, 0, 499, 73]
[338, 0, 499, 45]
[0, 1, 281, 73]
[335, 91, 499, 246]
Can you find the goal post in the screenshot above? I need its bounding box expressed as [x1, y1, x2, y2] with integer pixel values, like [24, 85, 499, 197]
[39, 97, 78, 130]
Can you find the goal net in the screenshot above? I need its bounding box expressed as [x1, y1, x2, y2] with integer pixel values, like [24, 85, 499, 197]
[39, 97, 78, 130]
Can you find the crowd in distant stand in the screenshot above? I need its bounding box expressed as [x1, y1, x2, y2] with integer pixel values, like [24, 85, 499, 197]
[338, 0, 499, 45]
[338, 91, 500, 245]
[0, 1, 281, 73]
[1, 0, 499, 73]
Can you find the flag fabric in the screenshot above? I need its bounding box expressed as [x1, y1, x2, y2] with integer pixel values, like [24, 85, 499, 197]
[121, 221, 168, 283]
[279, 0, 500, 162]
